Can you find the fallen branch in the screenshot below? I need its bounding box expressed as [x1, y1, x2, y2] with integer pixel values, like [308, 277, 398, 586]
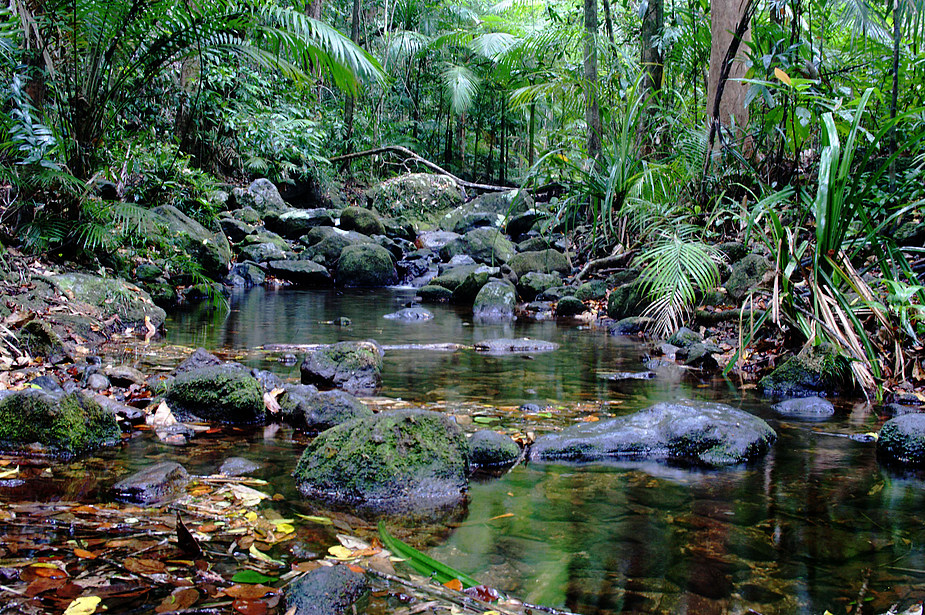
[329, 146, 509, 194]
[575, 249, 631, 281]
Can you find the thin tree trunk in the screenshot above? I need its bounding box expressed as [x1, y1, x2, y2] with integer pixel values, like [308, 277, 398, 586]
[500, 97, 507, 185]
[472, 103, 483, 179]
[528, 100, 536, 168]
[601, 0, 615, 44]
[640, 0, 664, 94]
[583, 0, 602, 172]
[343, 0, 361, 158]
[889, 0, 901, 193]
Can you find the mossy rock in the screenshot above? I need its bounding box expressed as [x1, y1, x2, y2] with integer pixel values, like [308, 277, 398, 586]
[419, 285, 454, 303]
[725, 253, 772, 300]
[429, 264, 483, 292]
[219, 217, 257, 244]
[293, 410, 469, 511]
[286, 563, 369, 615]
[451, 269, 493, 304]
[759, 343, 852, 398]
[300, 341, 383, 393]
[16, 319, 67, 361]
[302, 230, 374, 269]
[165, 364, 265, 424]
[152, 205, 232, 276]
[265, 208, 336, 239]
[0, 389, 121, 456]
[555, 296, 587, 317]
[438, 189, 532, 232]
[473, 280, 517, 321]
[667, 327, 702, 348]
[234, 179, 288, 218]
[606, 280, 649, 319]
[469, 430, 521, 468]
[278, 384, 372, 432]
[51, 273, 166, 329]
[238, 242, 290, 263]
[575, 280, 608, 301]
[507, 249, 570, 278]
[365, 173, 464, 219]
[266, 260, 332, 287]
[340, 206, 386, 237]
[878, 414, 925, 466]
[517, 271, 561, 301]
[439, 228, 516, 265]
[335, 244, 397, 287]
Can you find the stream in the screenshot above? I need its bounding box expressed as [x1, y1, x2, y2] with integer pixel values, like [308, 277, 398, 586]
[10, 286, 925, 614]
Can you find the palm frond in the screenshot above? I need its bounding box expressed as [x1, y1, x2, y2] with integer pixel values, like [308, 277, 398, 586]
[440, 63, 480, 115]
[469, 32, 519, 61]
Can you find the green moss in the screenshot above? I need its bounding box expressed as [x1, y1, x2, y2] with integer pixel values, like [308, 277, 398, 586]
[17, 319, 66, 359]
[166, 365, 265, 423]
[294, 410, 468, 505]
[759, 343, 851, 397]
[0, 390, 121, 455]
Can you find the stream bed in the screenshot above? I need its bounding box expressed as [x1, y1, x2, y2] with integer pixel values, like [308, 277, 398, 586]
[9, 286, 925, 615]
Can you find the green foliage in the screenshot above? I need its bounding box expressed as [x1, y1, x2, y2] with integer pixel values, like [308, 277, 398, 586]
[378, 521, 480, 588]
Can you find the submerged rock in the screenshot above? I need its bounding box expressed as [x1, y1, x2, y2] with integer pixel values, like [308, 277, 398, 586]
[219, 457, 262, 477]
[278, 384, 372, 431]
[383, 307, 434, 321]
[266, 260, 332, 286]
[300, 341, 383, 394]
[878, 413, 925, 466]
[166, 364, 265, 424]
[0, 389, 122, 456]
[772, 397, 835, 420]
[286, 564, 369, 615]
[473, 338, 558, 354]
[111, 461, 190, 504]
[469, 430, 521, 468]
[294, 410, 469, 511]
[529, 400, 776, 467]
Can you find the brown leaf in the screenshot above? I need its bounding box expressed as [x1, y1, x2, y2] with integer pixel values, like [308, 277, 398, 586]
[74, 548, 98, 559]
[176, 513, 203, 558]
[22, 564, 68, 581]
[124, 558, 167, 575]
[224, 584, 276, 600]
[155, 588, 199, 613]
[232, 599, 269, 615]
[25, 577, 65, 597]
[443, 579, 463, 591]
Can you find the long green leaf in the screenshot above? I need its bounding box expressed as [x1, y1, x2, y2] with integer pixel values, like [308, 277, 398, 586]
[378, 521, 480, 588]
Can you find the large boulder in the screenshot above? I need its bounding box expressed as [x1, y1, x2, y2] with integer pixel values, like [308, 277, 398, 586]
[439, 228, 516, 265]
[438, 189, 532, 231]
[300, 341, 383, 394]
[238, 242, 290, 263]
[265, 208, 335, 239]
[529, 400, 776, 467]
[301, 229, 374, 269]
[340, 206, 386, 237]
[293, 410, 469, 511]
[517, 272, 561, 300]
[759, 343, 851, 398]
[473, 280, 517, 321]
[286, 565, 369, 615]
[335, 244, 397, 287]
[428, 264, 484, 292]
[507, 249, 571, 278]
[152, 205, 232, 276]
[878, 414, 925, 466]
[235, 178, 288, 218]
[265, 260, 332, 286]
[0, 389, 121, 456]
[278, 384, 373, 431]
[50, 273, 167, 329]
[165, 364, 265, 424]
[366, 173, 464, 217]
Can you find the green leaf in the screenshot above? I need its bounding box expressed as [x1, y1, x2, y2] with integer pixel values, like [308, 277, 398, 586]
[378, 521, 480, 589]
[231, 569, 277, 584]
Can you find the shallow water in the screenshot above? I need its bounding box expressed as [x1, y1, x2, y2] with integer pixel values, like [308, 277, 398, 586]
[33, 287, 925, 614]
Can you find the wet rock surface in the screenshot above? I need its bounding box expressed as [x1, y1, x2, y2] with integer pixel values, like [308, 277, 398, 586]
[111, 461, 190, 504]
[878, 413, 925, 466]
[165, 364, 265, 424]
[300, 341, 383, 394]
[530, 400, 776, 467]
[772, 397, 835, 420]
[279, 384, 373, 431]
[469, 430, 521, 468]
[286, 564, 369, 615]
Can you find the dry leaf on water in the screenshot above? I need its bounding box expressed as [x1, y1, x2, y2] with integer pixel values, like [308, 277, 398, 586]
[124, 558, 167, 575]
[63, 596, 102, 615]
[155, 588, 199, 613]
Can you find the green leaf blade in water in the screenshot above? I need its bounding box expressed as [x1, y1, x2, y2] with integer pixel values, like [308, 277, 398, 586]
[232, 569, 278, 584]
[378, 521, 480, 588]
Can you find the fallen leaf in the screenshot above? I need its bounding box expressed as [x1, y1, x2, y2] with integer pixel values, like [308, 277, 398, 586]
[443, 579, 463, 591]
[177, 512, 203, 558]
[74, 548, 98, 559]
[155, 588, 199, 613]
[489, 513, 514, 521]
[25, 577, 65, 597]
[249, 544, 285, 566]
[233, 599, 269, 615]
[232, 570, 277, 584]
[224, 584, 276, 600]
[63, 596, 102, 615]
[124, 558, 167, 574]
[328, 545, 355, 560]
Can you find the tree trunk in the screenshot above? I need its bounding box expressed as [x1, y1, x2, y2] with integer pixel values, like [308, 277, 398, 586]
[889, 0, 901, 193]
[500, 97, 507, 185]
[601, 0, 615, 44]
[706, 0, 753, 148]
[583, 0, 602, 172]
[640, 0, 664, 94]
[343, 0, 361, 158]
[528, 100, 536, 168]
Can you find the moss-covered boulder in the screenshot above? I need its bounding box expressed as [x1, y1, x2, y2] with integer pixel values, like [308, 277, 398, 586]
[529, 400, 776, 468]
[219, 217, 256, 243]
[0, 389, 121, 456]
[575, 279, 608, 301]
[606, 280, 649, 320]
[294, 410, 469, 510]
[419, 285, 453, 303]
[517, 271, 562, 301]
[759, 343, 851, 398]
[51, 273, 166, 329]
[555, 296, 587, 317]
[278, 384, 372, 432]
[725, 253, 772, 300]
[507, 249, 571, 279]
[473, 279, 517, 321]
[438, 189, 532, 232]
[152, 205, 232, 276]
[16, 318, 68, 362]
[469, 430, 521, 468]
[335, 244, 397, 287]
[301, 230, 374, 269]
[451, 269, 495, 304]
[300, 341, 383, 394]
[165, 364, 265, 424]
[366, 173, 464, 218]
[439, 228, 516, 265]
[429, 264, 482, 292]
[878, 414, 925, 466]
[340, 206, 386, 237]
[234, 178, 288, 218]
[238, 242, 291, 263]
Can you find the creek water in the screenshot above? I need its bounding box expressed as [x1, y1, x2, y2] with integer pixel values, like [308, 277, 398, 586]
[88, 288, 925, 613]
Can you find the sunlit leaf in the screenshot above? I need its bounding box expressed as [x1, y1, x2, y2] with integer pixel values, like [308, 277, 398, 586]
[296, 514, 333, 525]
[774, 67, 791, 86]
[63, 596, 102, 615]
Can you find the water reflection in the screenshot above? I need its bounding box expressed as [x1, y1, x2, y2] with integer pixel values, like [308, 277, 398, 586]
[161, 288, 925, 614]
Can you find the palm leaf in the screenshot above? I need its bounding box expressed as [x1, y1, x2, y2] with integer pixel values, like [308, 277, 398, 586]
[440, 63, 480, 115]
[378, 521, 480, 589]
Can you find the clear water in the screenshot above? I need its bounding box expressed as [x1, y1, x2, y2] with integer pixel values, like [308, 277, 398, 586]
[129, 288, 925, 613]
